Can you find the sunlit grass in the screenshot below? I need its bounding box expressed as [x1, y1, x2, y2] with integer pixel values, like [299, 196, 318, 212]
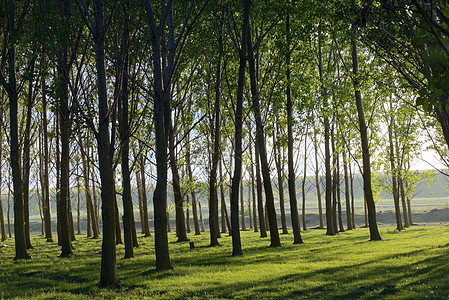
[0, 225, 448, 299]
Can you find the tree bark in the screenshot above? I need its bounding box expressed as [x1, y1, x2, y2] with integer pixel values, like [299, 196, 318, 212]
[313, 130, 324, 228]
[143, 0, 173, 271]
[274, 127, 288, 234]
[208, 56, 222, 245]
[80, 136, 99, 238]
[41, 76, 53, 242]
[318, 29, 335, 236]
[388, 114, 403, 231]
[301, 126, 308, 231]
[2, 3, 30, 259]
[343, 151, 353, 230]
[248, 28, 280, 247]
[351, 33, 382, 241]
[255, 137, 267, 238]
[119, 7, 135, 257]
[186, 135, 200, 235]
[22, 57, 35, 250]
[249, 132, 258, 233]
[93, 0, 118, 285]
[230, 0, 251, 256]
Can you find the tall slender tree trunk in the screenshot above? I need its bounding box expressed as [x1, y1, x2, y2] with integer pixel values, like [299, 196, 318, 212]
[343, 151, 353, 230]
[230, 0, 251, 256]
[255, 139, 267, 238]
[349, 157, 356, 227]
[313, 130, 324, 228]
[93, 0, 118, 285]
[318, 29, 334, 236]
[2, 3, 30, 259]
[240, 178, 246, 230]
[198, 201, 205, 232]
[249, 134, 258, 233]
[286, 14, 302, 243]
[7, 177, 12, 238]
[219, 159, 230, 233]
[336, 153, 344, 232]
[405, 179, 413, 225]
[143, 0, 173, 271]
[331, 125, 338, 233]
[399, 178, 409, 227]
[22, 58, 35, 250]
[77, 175, 81, 235]
[351, 33, 381, 241]
[248, 26, 281, 248]
[274, 127, 288, 234]
[169, 123, 188, 242]
[80, 137, 99, 238]
[119, 7, 135, 257]
[301, 127, 308, 231]
[0, 123, 5, 241]
[41, 76, 53, 242]
[139, 152, 151, 237]
[186, 136, 200, 235]
[388, 114, 403, 231]
[208, 55, 222, 244]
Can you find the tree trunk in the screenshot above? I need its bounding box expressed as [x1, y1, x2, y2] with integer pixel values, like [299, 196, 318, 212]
[301, 126, 308, 231]
[406, 179, 413, 225]
[119, 12, 135, 256]
[2, 3, 30, 259]
[351, 33, 382, 241]
[77, 175, 81, 235]
[7, 177, 12, 238]
[319, 29, 335, 236]
[230, 0, 251, 256]
[388, 115, 403, 231]
[22, 58, 36, 250]
[248, 27, 281, 248]
[255, 138, 267, 238]
[331, 122, 338, 233]
[313, 130, 324, 228]
[219, 159, 230, 233]
[336, 153, 344, 232]
[80, 137, 99, 238]
[399, 178, 410, 227]
[249, 132, 258, 233]
[343, 151, 353, 230]
[274, 127, 288, 234]
[168, 120, 188, 242]
[349, 157, 356, 228]
[240, 178, 246, 231]
[93, 0, 118, 285]
[41, 76, 53, 242]
[139, 152, 151, 237]
[0, 124, 5, 241]
[198, 201, 205, 232]
[208, 55, 222, 244]
[143, 0, 173, 271]
[186, 136, 200, 235]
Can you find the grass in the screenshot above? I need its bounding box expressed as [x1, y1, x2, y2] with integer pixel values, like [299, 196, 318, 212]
[0, 226, 448, 299]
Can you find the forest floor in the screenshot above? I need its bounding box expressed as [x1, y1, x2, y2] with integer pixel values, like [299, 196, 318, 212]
[0, 225, 448, 299]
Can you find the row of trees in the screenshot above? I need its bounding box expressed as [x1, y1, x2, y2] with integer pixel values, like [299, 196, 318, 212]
[0, 0, 447, 286]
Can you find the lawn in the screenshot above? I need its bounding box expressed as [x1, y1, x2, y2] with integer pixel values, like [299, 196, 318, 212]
[0, 226, 448, 299]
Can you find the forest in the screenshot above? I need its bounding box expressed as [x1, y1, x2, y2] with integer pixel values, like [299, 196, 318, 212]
[0, 0, 448, 293]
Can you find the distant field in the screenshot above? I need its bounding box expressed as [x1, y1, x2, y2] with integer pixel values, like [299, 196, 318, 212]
[0, 226, 448, 299]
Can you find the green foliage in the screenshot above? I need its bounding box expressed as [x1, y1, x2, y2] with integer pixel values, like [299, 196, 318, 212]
[1, 227, 449, 299]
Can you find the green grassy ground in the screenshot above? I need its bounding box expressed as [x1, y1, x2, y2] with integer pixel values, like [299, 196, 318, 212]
[0, 226, 448, 299]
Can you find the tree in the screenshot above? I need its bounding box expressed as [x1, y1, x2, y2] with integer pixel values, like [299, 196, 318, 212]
[350, 29, 382, 241]
[0, 1, 31, 260]
[230, 0, 251, 256]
